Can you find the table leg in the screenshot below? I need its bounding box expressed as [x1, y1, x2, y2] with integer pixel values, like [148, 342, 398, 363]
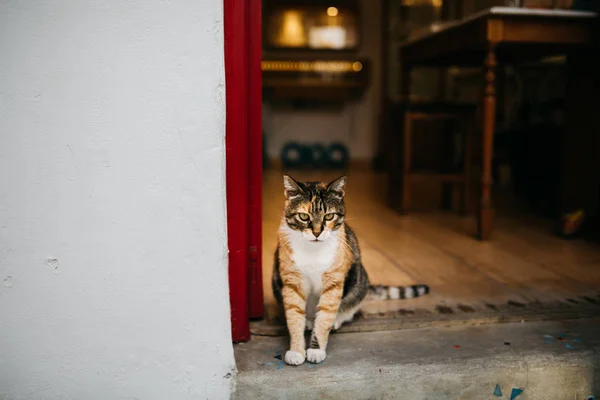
[561, 49, 600, 234]
[400, 65, 412, 213]
[389, 64, 412, 212]
[401, 111, 412, 213]
[478, 44, 497, 240]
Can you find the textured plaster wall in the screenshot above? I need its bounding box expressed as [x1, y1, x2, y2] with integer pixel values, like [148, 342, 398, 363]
[0, 1, 234, 399]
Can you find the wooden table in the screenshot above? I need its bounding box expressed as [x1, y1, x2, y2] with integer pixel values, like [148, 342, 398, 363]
[397, 7, 598, 240]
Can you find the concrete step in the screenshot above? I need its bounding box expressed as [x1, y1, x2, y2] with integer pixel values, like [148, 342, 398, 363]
[233, 318, 600, 399]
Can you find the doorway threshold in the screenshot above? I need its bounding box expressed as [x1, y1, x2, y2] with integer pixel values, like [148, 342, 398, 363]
[251, 297, 600, 336]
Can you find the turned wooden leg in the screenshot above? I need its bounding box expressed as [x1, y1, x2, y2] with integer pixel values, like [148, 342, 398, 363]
[440, 183, 453, 210]
[460, 113, 474, 216]
[401, 113, 412, 213]
[395, 65, 412, 213]
[440, 119, 454, 211]
[478, 44, 497, 240]
[561, 49, 600, 226]
[387, 113, 402, 209]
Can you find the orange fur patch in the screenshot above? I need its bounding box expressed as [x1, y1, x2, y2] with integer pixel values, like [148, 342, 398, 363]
[278, 224, 353, 352]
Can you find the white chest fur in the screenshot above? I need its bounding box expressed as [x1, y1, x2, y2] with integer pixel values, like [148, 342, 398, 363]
[280, 224, 340, 319]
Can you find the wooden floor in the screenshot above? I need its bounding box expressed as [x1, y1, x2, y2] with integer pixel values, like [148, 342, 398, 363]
[261, 169, 600, 327]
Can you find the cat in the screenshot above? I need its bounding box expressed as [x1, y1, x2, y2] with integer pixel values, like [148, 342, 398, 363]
[272, 175, 429, 365]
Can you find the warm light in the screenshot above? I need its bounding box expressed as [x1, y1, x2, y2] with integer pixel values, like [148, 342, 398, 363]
[277, 10, 307, 47]
[402, 0, 442, 6]
[309, 26, 346, 49]
[327, 7, 338, 17]
[262, 60, 364, 73]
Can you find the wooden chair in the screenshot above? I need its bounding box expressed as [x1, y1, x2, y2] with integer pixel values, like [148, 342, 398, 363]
[396, 102, 476, 214]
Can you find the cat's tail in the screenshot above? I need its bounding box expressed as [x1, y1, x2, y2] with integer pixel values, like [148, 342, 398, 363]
[367, 284, 430, 300]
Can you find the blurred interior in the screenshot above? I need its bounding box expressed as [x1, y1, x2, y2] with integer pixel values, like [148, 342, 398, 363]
[257, 0, 600, 330]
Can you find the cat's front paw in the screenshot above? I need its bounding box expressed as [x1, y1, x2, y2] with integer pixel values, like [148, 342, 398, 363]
[284, 350, 306, 366]
[307, 348, 327, 363]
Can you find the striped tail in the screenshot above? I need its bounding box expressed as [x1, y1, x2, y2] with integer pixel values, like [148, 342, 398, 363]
[367, 284, 430, 300]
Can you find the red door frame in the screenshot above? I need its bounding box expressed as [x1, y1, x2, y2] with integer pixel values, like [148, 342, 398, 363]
[224, 0, 263, 342]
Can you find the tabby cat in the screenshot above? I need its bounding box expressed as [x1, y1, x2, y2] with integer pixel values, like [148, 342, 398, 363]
[272, 175, 429, 365]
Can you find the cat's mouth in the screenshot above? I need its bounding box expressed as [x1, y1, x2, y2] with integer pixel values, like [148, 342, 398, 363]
[310, 239, 322, 243]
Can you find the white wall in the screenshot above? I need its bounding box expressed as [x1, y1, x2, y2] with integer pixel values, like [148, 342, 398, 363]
[0, 1, 235, 399]
[264, 0, 382, 162]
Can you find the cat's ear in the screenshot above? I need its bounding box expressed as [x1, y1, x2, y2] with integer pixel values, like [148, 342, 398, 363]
[327, 176, 347, 197]
[283, 175, 304, 199]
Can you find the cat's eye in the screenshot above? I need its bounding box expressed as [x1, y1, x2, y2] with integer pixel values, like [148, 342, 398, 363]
[324, 213, 335, 221]
[297, 213, 310, 221]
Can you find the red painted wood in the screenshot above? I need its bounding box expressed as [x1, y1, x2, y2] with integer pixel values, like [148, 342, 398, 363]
[224, 0, 250, 342]
[248, 0, 264, 319]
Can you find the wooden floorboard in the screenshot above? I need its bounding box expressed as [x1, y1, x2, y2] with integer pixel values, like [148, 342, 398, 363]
[260, 169, 600, 329]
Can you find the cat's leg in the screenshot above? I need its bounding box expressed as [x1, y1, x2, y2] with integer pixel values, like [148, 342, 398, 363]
[333, 261, 369, 331]
[305, 319, 313, 331]
[333, 305, 360, 330]
[281, 283, 307, 365]
[307, 271, 344, 363]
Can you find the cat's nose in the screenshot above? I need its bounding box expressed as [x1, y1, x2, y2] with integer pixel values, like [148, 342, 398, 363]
[312, 229, 322, 238]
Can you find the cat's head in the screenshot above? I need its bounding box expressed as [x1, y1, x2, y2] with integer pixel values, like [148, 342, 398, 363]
[282, 175, 347, 242]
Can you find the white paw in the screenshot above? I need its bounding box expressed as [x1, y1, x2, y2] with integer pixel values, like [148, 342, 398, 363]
[305, 320, 313, 331]
[333, 321, 342, 330]
[307, 348, 327, 364]
[284, 350, 305, 366]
